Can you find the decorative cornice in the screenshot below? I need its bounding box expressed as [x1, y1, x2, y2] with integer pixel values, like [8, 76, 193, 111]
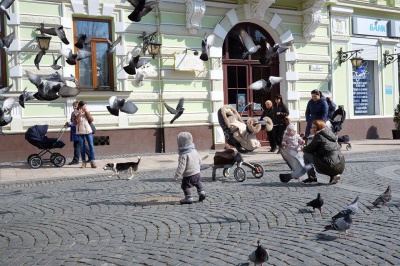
[186, 0, 206, 35]
[331, 34, 350, 41]
[302, 0, 327, 10]
[19, 15, 60, 25]
[247, 0, 275, 21]
[303, 12, 322, 42]
[301, 0, 328, 42]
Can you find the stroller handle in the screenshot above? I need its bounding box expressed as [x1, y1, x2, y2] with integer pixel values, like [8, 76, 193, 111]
[56, 124, 69, 141]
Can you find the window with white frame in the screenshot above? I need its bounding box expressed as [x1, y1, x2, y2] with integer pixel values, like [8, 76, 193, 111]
[73, 18, 114, 90]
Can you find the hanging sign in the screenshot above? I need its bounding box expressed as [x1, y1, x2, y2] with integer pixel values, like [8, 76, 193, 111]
[174, 53, 205, 71]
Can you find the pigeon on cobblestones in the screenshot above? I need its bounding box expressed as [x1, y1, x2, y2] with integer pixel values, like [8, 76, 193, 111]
[324, 209, 353, 238]
[372, 185, 392, 207]
[279, 147, 313, 182]
[248, 240, 269, 266]
[332, 196, 360, 220]
[306, 193, 324, 213]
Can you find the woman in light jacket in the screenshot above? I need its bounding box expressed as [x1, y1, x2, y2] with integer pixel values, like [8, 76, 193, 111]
[73, 101, 96, 168]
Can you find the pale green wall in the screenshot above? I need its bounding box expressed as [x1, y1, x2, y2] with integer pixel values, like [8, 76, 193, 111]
[23, 103, 65, 117]
[19, 1, 61, 16]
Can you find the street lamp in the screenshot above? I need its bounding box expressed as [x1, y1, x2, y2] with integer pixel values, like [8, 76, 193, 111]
[138, 31, 162, 59]
[337, 48, 364, 67]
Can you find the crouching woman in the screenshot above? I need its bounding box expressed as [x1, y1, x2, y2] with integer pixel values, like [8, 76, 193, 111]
[302, 119, 345, 184]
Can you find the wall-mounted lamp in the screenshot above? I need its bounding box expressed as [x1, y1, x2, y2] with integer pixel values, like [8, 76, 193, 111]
[138, 31, 162, 59]
[36, 34, 52, 51]
[185, 48, 198, 55]
[383, 50, 400, 67]
[337, 47, 364, 67]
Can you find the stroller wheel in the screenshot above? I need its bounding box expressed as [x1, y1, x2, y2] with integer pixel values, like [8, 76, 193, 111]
[234, 167, 246, 182]
[346, 144, 352, 151]
[223, 168, 230, 177]
[52, 153, 66, 167]
[27, 154, 37, 164]
[252, 164, 264, 179]
[28, 155, 43, 169]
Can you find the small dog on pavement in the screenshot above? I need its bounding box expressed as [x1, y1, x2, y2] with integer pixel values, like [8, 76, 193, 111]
[103, 157, 141, 180]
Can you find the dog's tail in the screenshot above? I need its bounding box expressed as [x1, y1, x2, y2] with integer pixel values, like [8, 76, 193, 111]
[137, 156, 141, 163]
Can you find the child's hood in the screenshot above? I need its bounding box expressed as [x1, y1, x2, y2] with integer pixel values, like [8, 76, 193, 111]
[177, 132, 193, 147]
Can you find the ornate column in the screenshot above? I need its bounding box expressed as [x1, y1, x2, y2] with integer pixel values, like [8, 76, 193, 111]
[302, 0, 327, 41]
[186, 0, 206, 35]
[248, 0, 275, 21]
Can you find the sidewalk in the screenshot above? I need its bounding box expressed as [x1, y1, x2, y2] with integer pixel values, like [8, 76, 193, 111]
[0, 139, 399, 183]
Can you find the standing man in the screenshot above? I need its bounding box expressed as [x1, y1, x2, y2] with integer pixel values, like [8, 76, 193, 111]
[260, 100, 276, 152]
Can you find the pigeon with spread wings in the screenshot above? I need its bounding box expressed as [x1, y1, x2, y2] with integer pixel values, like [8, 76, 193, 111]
[60, 48, 92, 65]
[0, 83, 12, 100]
[0, 97, 16, 134]
[127, 0, 157, 22]
[74, 34, 91, 49]
[123, 54, 149, 75]
[0, 30, 14, 55]
[36, 23, 69, 45]
[264, 40, 294, 64]
[0, 0, 16, 20]
[106, 35, 122, 54]
[164, 98, 184, 124]
[248, 76, 285, 92]
[278, 147, 313, 183]
[237, 28, 261, 60]
[106, 96, 138, 116]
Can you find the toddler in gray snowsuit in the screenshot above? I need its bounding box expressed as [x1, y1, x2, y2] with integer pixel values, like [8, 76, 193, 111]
[174, 132, 206, 204]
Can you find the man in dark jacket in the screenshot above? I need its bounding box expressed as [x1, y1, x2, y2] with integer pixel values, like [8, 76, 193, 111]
[302, 120, 345, 184]
[305, 89, 328, 137]
[260, 100, 276, 152]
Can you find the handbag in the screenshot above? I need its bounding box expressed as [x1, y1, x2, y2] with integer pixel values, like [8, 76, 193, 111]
[89, 122, 96, 134]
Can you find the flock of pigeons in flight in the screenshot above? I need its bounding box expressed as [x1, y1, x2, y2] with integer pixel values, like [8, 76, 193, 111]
[0, 0, 293, 133]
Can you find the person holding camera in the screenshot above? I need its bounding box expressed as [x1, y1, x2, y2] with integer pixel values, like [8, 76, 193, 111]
[72, 101, 96, 168]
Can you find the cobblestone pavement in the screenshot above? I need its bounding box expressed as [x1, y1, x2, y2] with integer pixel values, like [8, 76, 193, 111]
[0, 150, 399, 266]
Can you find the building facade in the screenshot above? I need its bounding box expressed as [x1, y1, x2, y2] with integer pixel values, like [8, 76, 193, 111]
[0, 0, 398, 162]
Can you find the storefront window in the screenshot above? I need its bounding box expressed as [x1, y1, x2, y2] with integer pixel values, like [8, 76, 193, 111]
[353, 60, 376, 115]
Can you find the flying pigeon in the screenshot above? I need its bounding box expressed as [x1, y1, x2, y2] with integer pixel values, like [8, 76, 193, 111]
[248, 240, 269, 266]
[0, 97, 16, 134]
[58, 85, 79, 98]
[26, 71, 64, 101]
[36, 23, 69, 45]
[0, 30, 14, 55]
[106, 96, 138, 116]
[248, 76, 285, 92]
[74, 33, 91, 49]
[131, 65, 155, 87]
[332, 196, 360, 220]
[257, 38, 269, 65]
[18, 88, 36, 108]
[264, 40, 294, 64]
[0, 0, 16, 20]
[278, 147, 313, 183]
[127, 0, 157, 22]
[0, 83, 13, 100]
[199, 33, 216, 62]
[34, 50, 46, 70]
[51, 54, 63, 70]
[164, 98, 184, 124]
[237, 28, 261, 60]
[372, 185, 392, 207]
[323, 209, 353, 238]
[60, 48, 92, 65]
[123, 55, 150, 75]
[306, 193, 324, 213]
[106, 35, 122, 54]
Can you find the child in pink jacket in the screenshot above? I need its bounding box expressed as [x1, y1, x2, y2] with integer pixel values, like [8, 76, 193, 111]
[282, 124, 305, 153]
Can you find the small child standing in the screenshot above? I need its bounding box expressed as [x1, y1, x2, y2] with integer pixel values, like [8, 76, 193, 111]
[174, 132, 206, 204]
[282, 124, 305, 153]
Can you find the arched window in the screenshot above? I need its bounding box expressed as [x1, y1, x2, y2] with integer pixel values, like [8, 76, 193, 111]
[222, 23, 280, 117]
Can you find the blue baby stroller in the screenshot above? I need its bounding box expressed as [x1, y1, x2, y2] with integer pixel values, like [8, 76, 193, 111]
[25, 124, 67, 169]
[329, 105, 352, 150]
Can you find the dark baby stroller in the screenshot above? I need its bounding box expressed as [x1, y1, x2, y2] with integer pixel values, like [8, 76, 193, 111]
[25, 124, 67, 169]
[329, 105, 352, 150]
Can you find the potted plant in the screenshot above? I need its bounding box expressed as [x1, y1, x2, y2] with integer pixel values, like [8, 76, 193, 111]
[393, 103, 400, 139]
